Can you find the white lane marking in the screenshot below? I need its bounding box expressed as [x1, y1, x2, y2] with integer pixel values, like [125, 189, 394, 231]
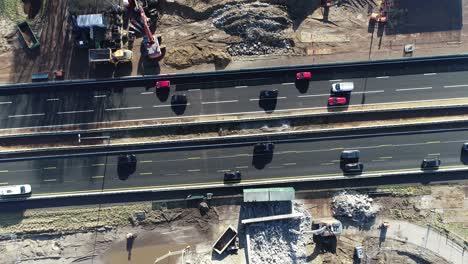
[269, 166, 283, 169]
[46, 98, 59, 101]
[201, 100, 238, 105]
[283, 163, 297, 166]
[298, 94, 329, 98]
[94, 95, 107, 98]
[320, 163, 334, 166]
[153, 103, 190, 108]
[57, 110, 94, 114]
[235, 166, 248, 169]
[396, 87, 432, 92]
[444, 84, 468, 88]
[8, 113, 45, 118]
[188, 89, 201, 92]
[376, 76, 389, 79]
[0, 101, 12, 105]
[235, 86, 248, 89]
[187, 169, 201, 172]
[372, 159, 385, 162]
[281, 82, 294, 85]
[105, 106, 143, 111]
[428, 153, 440, 156]
[424, 73, 437, 76]
[329, 79, 342, 82]
[353, 90, 385, 94]
[217, 169, 231, 172]
[249, 97, 287, 101]
[141, 91, 154, 95]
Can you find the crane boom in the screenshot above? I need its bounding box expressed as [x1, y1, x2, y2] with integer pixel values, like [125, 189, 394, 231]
[130, 0, 162, 59]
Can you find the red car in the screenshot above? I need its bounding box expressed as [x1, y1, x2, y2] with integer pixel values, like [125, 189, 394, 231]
[328, 97, 347, 106]
[155, 80, 170, 89]
[296, 71, 312, 80]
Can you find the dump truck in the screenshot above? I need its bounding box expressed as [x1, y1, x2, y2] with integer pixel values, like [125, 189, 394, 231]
[17, 21, 40, 50]
[212, 226, 238, 254]
[88, 48, 133, 64]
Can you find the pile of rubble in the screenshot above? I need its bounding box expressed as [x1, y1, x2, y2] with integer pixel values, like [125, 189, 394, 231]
[247, 202, 313, 264]
[331, 191, 379, 222]
[0, 18, 16, 53]
[212, 2, 293, 56]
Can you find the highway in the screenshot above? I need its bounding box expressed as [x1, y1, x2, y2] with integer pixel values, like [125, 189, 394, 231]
[2, 70, 468, 129]
[1, 127, 468, 196]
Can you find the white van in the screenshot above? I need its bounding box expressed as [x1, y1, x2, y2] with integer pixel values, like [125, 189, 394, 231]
[0, 184, 32, 198]
[332, 82, 354, 92]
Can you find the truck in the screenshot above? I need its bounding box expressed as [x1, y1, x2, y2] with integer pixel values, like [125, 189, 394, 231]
[212, 225, 238, 254]
[17, 21, 40, 50]
[88, 48, 133, 64]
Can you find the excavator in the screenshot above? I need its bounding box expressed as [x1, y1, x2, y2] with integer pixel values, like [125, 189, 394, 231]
[128, 0, 164, 60]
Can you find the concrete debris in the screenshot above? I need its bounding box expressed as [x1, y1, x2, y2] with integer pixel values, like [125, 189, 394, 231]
[332, 191, 379, 222]
[247, 202, 313, 264]
[212, 2, 293, 56]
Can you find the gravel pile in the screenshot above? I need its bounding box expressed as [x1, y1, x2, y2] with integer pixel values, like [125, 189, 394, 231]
[212, 1, 293, 56]
[247, 202, 313, 264]
[332, 191, 379, 222]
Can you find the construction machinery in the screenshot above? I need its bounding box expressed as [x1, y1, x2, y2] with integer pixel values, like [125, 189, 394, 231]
[370, 9, 388, 24]
[89, 48, 133, 65]
[129, 0, 164, 60]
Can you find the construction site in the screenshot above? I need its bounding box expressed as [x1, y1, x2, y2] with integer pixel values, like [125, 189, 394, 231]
[0, 184, 466, 263]
[0, 0, 465, 83]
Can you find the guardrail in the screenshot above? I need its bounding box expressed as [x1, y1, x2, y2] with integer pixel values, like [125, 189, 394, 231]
[2, 54, 468, 92]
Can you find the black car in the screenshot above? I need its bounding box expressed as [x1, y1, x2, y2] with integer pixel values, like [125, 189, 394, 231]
[343, 162, 363, 173]
[118, 154, 137, 174]
[171, 94, 188, 105]
[254, 142, 275, 154]
[341, 150, 360, 161]
[421, 157, 441, 169]
[260, 90, 279, 100]
[224, 171, 241, 182]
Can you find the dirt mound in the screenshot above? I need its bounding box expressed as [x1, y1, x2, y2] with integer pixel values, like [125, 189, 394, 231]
[212, 1, 293, 56]
[164, 44, 231, 69]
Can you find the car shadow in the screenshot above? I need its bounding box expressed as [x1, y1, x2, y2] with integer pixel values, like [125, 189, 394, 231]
[259, 99, 277, 113]
[156, 89, 169, 102]
[171, 103, 187, 115]
[295, 80, 309, 94]
[252, 152, 274, 170]
[118, 165, 136, 181]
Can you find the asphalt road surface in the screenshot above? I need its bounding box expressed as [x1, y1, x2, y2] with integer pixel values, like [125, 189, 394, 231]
[1, 70, 468, 129]
[1, 127, 468, 196]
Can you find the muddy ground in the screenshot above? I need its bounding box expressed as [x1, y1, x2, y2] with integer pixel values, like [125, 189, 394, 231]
[0, 0, 466, 83]
[0, 184, 466, 263]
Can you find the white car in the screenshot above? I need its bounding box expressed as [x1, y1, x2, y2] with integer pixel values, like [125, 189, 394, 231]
[332, 82, 354, 92]
[0, 184, 32, 197]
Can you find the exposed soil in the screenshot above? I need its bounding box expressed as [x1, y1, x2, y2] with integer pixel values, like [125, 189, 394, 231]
[0, 184, 466, 263]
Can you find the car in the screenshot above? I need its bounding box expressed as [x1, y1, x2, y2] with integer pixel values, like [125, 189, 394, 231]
[328, 97, 347, 106]
[0, 184, 32, 197]
[344, 162, 363, 172]
[171, 94, 188, 105]
[254, 142, 275, 153]
[224, 171, 241, 182]
[404, 44, 415, 54]
[463, 143, 468, 151]
[155, 80, 170, 89]
[296, 71, 312, 80]
[341, 150, 360, 160]
[332, 82, 354, 92]
[354, 246, 364, 259]
[422, 157, 441, 168]
[260, 90, 278, 100]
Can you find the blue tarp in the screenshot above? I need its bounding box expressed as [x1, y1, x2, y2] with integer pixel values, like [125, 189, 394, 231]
[76, 14, 106, 28]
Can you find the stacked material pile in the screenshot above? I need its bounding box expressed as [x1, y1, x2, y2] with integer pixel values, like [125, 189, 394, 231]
[332, 191, 379, 222]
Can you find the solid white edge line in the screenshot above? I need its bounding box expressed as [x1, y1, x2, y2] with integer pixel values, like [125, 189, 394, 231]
[396, 87, 432, 92]
[201, 100, 238, 105]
